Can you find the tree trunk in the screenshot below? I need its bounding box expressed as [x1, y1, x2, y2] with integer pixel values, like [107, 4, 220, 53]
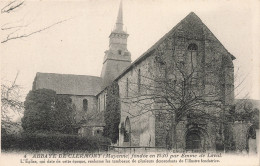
[171, 114, 178, 150]
[172, 123, 177, 150]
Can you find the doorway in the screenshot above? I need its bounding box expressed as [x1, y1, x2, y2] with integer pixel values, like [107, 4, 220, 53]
[186, 131, 201, 150]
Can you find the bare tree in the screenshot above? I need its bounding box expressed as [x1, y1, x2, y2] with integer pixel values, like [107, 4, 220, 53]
[120, 43, 235, 149]
[1, 72, 24, 134]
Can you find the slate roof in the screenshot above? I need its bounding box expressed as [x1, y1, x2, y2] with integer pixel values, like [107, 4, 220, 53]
[34, 72, 102, 96]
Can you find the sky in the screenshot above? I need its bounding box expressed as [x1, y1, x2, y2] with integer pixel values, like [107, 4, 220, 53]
[1, 0, 260, 101]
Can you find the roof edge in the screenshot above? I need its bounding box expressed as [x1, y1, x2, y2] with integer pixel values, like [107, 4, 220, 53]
[113, 13, 188, 82]
[36, 72, 101, 79]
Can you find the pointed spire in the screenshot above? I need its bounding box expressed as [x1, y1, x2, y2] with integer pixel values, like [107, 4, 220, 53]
[115, 0, 123, 31]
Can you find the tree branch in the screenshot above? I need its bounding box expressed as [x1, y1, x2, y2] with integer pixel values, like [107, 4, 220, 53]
[1, 0, 24, 14]
[1, 18, 72, 43]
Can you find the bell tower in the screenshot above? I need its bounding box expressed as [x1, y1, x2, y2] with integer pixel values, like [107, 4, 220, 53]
[101, 0, 131, 88]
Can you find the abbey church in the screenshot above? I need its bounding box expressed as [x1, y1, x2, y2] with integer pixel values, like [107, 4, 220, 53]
[33, 1, 258, 152]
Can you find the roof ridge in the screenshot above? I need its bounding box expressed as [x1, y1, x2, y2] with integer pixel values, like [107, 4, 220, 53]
[37, 72, 101, 79]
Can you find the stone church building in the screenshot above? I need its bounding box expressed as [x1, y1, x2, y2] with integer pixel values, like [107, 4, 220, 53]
[33, 1, 258, 152]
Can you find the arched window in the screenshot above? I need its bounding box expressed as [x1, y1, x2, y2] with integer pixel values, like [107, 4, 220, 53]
[188, 43, 198, 51]
[124, 117, 131, 142]
[83, 99, 88, 112]
[118, 50, 122, 55]
[187, 43, 198, 74]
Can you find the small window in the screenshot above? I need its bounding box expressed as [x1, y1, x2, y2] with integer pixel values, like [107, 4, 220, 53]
[118, 50, 122, 55]
[187, 43, 198, 74]
[126, 78, 129, 97]
[104, 93, 106, 110]
[98, 97, 100, 112]
[138, 69, 141, 93]
[83, 99, 88, 112]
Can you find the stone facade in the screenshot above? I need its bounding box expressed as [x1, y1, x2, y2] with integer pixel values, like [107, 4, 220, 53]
[70, 96, 96, 120]
[115, 12, 236, 151]
[33, 1, 258, 153]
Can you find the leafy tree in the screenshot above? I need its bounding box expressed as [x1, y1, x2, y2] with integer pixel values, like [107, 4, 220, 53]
[233, 100, 259, 127]
[103, 82, 121, 143]
[52, 95, 78, 133]
[22, 89, 77, 134]
[22, 89, 56, 132]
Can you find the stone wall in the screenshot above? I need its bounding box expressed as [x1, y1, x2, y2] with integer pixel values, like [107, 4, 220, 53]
[232, 121, 252, 152]
[78, 126, 103, 137]
[151, 15, 232, 150]
[70, 95, 98, 122]
[97, 90, 107, 113]
[118, 53, 157, 147]
[116, 13, 235, 150]
[154, 112, 218, 151]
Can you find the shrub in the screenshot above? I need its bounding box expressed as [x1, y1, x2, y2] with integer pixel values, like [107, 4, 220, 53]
[22, 89, 78, 134]
[1, 132, 111, 152]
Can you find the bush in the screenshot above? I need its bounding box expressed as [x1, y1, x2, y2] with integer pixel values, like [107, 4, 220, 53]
[1, 132, 16, 150]
[22, 89, 78, 134]
[1, 132, 111, 152]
